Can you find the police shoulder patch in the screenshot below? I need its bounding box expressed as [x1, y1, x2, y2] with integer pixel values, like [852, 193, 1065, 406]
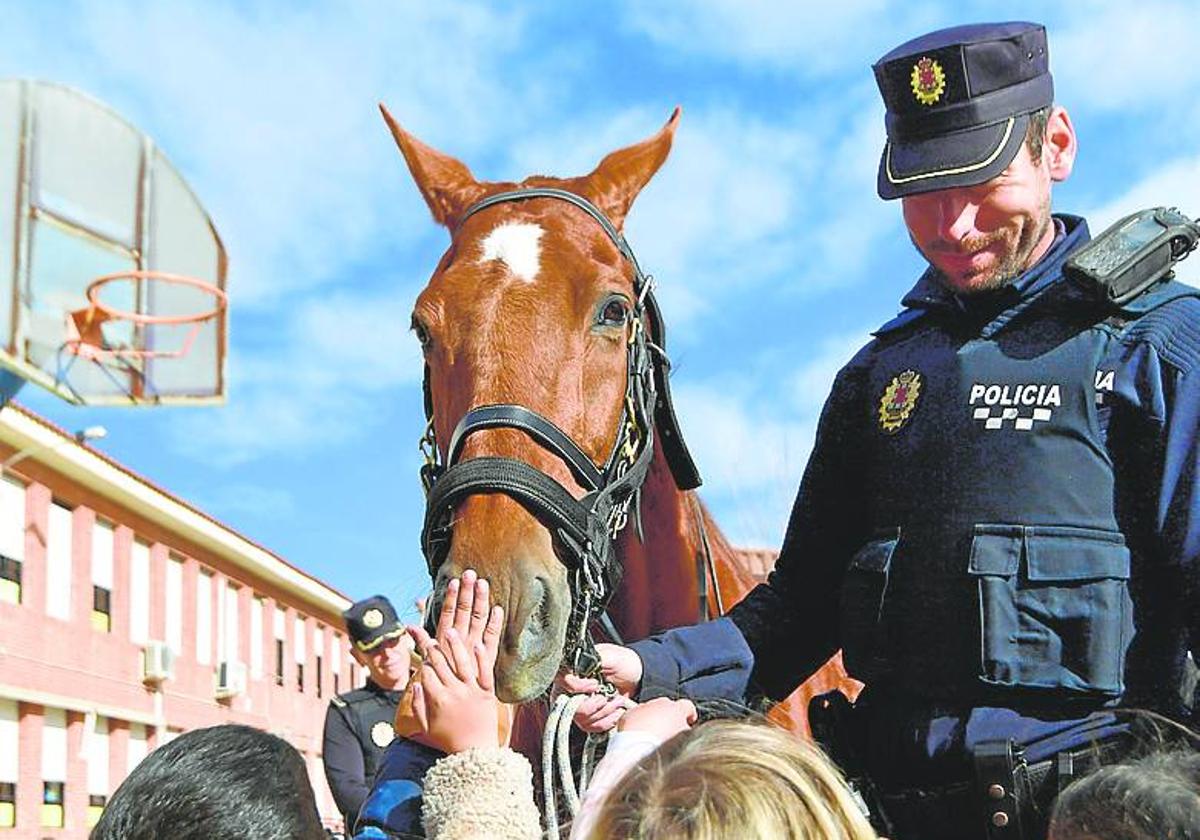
[879, 370, 923, 433]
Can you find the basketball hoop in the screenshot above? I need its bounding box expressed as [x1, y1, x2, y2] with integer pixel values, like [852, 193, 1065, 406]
[62, 270, 227, 363]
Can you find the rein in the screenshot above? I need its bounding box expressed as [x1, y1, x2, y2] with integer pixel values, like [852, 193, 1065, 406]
[417, 187, 701, 678]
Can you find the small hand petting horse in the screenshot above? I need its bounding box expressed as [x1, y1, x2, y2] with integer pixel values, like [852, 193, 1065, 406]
[382, 103, 858, 765]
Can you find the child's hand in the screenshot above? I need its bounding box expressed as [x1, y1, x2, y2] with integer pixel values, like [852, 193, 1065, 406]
[406, 570, 504, 754]
[616, 696, 697, 742]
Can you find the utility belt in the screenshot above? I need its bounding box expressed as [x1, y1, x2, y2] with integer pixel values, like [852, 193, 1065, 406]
[809, 691, 1128, 840]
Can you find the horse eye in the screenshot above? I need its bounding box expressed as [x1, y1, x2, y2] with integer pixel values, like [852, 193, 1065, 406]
[411, 318, 432, 349]
[597, 297, 629, 328]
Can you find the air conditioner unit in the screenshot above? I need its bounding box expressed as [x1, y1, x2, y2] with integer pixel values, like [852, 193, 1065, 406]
[142, 641, 175, 684]
[215, 661, 247, 700]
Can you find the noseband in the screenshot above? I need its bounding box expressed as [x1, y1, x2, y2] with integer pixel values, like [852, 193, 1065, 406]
[417, 187, 700, 677]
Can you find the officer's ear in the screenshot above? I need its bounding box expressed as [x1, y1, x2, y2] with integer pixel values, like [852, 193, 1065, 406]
[1043, 106, 1076, 183]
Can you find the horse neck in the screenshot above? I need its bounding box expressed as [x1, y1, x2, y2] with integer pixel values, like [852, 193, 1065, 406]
[607, 438, 752, 641]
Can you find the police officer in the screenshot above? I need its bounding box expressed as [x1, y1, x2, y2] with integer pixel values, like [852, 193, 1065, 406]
[565, 21, 1200, 840]
[323, 596, 415, 833]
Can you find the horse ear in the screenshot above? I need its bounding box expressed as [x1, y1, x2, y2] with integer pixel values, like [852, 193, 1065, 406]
[583, 107, 680, 230]
[380, 104, 486, 229]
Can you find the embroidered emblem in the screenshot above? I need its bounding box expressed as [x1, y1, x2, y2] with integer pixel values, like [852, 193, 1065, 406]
[969, 382, 1061, 430]
[371, 720, 396, 748]
[362, 609, 384, 629]
[911, 57, 946, 106]
[879, 370, 922, 433]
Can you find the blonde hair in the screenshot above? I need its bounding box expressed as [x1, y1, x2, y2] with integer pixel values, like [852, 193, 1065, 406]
[584, 719, 878, 840]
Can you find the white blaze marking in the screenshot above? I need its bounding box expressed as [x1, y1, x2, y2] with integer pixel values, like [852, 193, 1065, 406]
[478, 222, 543, 283]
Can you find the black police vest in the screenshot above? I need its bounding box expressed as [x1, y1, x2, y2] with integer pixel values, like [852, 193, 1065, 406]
[840, 292, 1135, 704]
[343, 685, 400, 779]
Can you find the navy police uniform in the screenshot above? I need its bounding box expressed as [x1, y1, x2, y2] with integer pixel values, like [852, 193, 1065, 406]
[323, 596, 407, 832]
[629, 22, 1200, 840]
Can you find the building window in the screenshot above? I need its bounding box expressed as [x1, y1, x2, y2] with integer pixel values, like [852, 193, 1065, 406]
[296, 662, 305, 693]
[196, 570, 213, 664]
[87, 794, 106, 828]
[0, 477, 24, 606]
[41, 781, 64, 828]
[45, 502, 73, 620]
[129, 540, 150, 644]
[166, 556, 184, 654]
[91, 519, 114, 632]
[316, 655, 323, 698]
[0, 782, 14, 828]
[274, 639, 284, 687]
[0, 556, 19, 605]
[91, 585, 112, 632]
[333, 672, 340, 696]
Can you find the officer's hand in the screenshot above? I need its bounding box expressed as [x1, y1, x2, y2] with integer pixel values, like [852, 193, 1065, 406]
[616, 697, 697, 741]
[406, 570, 504, 754]
[558, 642, 643, 698]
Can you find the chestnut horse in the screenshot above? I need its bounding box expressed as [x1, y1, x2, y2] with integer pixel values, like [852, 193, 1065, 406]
[383, 105, 856, 748]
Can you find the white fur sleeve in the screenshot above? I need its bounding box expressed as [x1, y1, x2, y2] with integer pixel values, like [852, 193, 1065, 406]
[420, 747, 541, 840]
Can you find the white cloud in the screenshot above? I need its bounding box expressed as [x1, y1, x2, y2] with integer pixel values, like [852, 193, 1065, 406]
[675, 325, 872, 546]
[617, 0, 929, 76]
[0, 1, 537, 309]
[166, 282, 426, 466]
[1082, 156, 1200, 234]
[1053, 2, 1200, 113]
[504, 94, 896, 333]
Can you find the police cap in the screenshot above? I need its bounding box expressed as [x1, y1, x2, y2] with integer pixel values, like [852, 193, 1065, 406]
[342, 595, 404, 652]
[873, 21, 1053, 200]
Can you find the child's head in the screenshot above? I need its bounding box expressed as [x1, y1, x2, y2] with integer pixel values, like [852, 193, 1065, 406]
[1048, 750, 1200, 840]
[585, 718, 877, 840]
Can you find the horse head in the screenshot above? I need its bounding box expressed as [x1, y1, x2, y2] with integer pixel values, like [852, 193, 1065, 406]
[384, 106, 680, 703]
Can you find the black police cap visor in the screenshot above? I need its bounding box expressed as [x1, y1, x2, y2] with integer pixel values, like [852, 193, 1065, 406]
[873, 21, 1052, 200]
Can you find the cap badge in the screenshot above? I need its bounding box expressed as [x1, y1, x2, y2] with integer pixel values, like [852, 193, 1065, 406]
[362, 609, 384, 629]
[370, 720, 396, 748]
[879, 370, 923, 433]
[910, 57, 946, 106]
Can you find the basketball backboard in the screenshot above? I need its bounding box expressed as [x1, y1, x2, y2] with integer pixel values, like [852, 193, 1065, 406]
[0, 79, 227, 406]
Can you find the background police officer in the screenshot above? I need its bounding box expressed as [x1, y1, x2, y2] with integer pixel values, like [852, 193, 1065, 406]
[564, 21, 1200, 840]
[323, 595, 415, 833]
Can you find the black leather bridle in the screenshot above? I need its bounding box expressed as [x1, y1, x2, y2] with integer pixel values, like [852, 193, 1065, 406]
[417, 187, 701, 677]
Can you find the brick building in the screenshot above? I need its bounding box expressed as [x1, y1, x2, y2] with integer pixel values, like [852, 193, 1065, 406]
[0, 404, 361, 837]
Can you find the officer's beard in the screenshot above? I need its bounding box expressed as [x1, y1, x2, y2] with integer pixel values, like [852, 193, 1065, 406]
[921, 199, 1054, 295]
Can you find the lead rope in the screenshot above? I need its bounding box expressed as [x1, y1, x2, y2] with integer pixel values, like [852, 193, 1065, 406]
[542, 692, 611, 837]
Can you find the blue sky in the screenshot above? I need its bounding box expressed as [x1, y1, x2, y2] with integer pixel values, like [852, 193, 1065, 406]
[1, 0, 1198, 618]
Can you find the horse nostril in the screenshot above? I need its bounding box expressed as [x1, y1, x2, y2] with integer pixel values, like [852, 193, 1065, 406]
[513, 576, 555, 659]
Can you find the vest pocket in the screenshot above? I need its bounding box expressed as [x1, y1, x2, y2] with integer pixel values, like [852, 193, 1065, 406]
[968, 524, 1133, 696]
[840, 529, 899, 681]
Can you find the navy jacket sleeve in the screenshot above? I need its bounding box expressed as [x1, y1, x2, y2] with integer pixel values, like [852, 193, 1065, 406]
[323, 702, 369, 823]
[631, 360, 872, 704]
[726, 360, 872, 701]
[1114, 295, 1200, 720]
[351, 739, 444, 839]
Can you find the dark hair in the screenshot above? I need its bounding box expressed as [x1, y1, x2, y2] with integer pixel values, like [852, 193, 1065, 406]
[90, 724, 326, 840]
[1025, 105, 1051, 163]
